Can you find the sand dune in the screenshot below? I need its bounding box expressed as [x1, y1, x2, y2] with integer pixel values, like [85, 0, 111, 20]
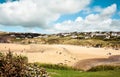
[0, 43, 120, 66]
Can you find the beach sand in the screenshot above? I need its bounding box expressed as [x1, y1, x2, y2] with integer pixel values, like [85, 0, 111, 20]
[0, 43, 120, 66]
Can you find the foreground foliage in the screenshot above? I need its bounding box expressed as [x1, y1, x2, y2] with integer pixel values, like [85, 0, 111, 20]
[0, 52, 49, 77]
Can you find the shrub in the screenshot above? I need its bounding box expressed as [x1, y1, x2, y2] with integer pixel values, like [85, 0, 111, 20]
[33, 62, 77, 71]
[0, 51, 50, 77]
[88, 65, 120, 72]
[45, 38, 60, 44]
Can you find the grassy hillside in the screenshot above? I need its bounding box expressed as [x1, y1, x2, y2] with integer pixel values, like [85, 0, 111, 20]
[0, 31, 120, 49]
[20, 36, 120, 49]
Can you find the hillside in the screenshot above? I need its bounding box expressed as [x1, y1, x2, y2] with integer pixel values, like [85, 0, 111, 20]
[0, 31, 120, 49]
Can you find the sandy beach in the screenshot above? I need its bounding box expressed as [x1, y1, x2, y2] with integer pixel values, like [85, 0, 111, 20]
[0, 43, 120, 66]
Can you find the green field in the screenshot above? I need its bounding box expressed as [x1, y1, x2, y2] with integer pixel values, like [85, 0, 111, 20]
[47, 69, 120, 77]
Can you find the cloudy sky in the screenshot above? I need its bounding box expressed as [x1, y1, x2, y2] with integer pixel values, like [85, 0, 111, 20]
[0, 0, 120, 33]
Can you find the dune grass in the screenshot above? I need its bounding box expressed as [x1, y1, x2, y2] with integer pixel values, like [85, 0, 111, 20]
[47, 69, 120, 77]
[31, 62, 77, 70]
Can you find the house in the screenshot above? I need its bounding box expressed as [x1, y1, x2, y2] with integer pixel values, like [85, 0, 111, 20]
[91, 33, 107, 38]
[111, 32, 117, 37]
[10, 34, 15, 37]
[105, 35, 110, 39]
[85, 36, 90, 39]
[71, 35, 78, 39]
[62, 33, 70, 37]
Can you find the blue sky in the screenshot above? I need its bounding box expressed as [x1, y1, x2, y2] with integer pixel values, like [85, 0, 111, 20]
[0, 0, 120, 33]
[56, 0, 120, 22]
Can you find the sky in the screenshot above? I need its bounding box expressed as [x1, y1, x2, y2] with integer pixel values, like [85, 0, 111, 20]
[0, 0, 120, 34]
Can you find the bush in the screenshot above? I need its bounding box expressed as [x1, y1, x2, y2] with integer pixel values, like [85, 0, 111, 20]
[45, 38, 60, 44]
[33, 62, 77, 70]
[88, 65, 120, 72]
[0, 51, 50, 77]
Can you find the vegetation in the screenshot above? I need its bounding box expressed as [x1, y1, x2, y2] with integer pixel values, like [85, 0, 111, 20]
[47, 68, 120, 77]
[19, 35, 120, 49]
[88, 65, 120, 71]
[31, 63, 120, 77]
[0, 51, 120, 77]
[0, 31, 120, 49]
[0, 52, 49, 77]
[32, 62, 77, 70]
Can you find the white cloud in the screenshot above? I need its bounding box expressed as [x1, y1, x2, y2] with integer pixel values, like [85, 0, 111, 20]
[82, 6, 103, 14]
[101, 4, 116, 18]
[84, 4, 116, 27]
[49, 4, 119, 33]
[0, 0, 91, 28]
[75, 17, 84, 22]
[82, 7, 91, 14]
[93, 6, 103, 12]
[110, 20, 120, 31]
[82, 4, 116, 15]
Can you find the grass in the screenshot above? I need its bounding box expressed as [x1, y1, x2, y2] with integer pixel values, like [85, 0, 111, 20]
[12, 34, 120, 48]
[31, 62, 77, 70]
[0, 52, 50, 77]
[33, 63, 120, 77]
[88, 65, 120, 71]
[47, 69, 120, 77]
